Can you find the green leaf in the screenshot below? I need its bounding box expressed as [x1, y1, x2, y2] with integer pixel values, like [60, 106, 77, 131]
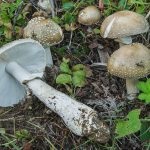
[72, 64, 92, 77]
[62, 2, 74, 10]
[72, 64, 85, 71]
[73, 70, 86, 77]
[103, 0, 110, 5]
[0, 128, 5, 134]
[15, 129, 30, 141]
[136, 5, 145, 14]
[137, 80, 150, 93]
[64, 13, 76, 24]
[63, 57, 70, 63]
[138, 93, 150, 104]
[72, 70, 86, 87]
[140, 121, 150, 141]
[60, 62, 72, 74]
[115, 109, 141, 138]
[118, 0, 127, 9]
[56, 74, 72, 84]
[137, 79, 150, 104]
[93, 28, 101, 34]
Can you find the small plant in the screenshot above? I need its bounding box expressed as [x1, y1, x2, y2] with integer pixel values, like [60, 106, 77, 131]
[115, 109, 141, 138]
[15, 129, 31, 141]
[115, 109, 150, 142]
[102, 0, 150, 16]
[0, 128, 30, 149]
[137, 79, 150, 104]
[56, 58, 92, 94]
[0, 0, 27, 46]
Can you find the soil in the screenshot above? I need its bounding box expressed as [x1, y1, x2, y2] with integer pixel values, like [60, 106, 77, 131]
[0, 1, 150, 150]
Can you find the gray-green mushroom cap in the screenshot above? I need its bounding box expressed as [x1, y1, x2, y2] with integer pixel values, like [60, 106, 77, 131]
[24, 17, 64, 46]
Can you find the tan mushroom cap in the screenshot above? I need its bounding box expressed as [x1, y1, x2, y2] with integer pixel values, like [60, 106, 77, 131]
[108, 43, 150, 79]
[24, 17, 64, 46]
[78, 6, 101, 25]
[101, 10, 149, 38]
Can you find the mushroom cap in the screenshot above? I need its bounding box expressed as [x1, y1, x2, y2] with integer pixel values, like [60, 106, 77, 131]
[24, 17, 64, 46]
[101, 10, 149, 38]
[78, 6, 101, 25]
[0, 39, 46, 107]
[108, 43, 150, 79]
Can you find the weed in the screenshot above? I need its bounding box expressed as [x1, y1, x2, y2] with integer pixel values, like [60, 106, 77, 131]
[56, 58, 92, 95]
[103, 0, 150, 16]
[0, 0, 27, 46]
[137, 79, 150, 104]
[0, 128, 32, 149]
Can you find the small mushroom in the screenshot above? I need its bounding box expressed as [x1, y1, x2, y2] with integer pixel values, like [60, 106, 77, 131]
[108, 43, 150, 100]
[0, 39, 110, 143]
[100, 10, 149, 46]
[78, 6, 101, 25]
[24, 17, 64, 67]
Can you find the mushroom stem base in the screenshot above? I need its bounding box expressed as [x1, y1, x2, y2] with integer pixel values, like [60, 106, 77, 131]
[5, 61, 110, 143]
[126, 79, 139, 100]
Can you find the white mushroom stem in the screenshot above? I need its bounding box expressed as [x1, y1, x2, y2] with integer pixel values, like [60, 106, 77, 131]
[115, 36, 132, 47]
[5, 61, 110, 143]
[126, 79, 139, 100]
[44, 46, 53, 67]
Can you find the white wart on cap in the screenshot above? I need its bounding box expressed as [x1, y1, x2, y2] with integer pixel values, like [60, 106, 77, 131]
[24, 17, 64, 46]
[78, 6, 101, 25]
[101, 10, 149, 39]
[108, 43, 150, 100]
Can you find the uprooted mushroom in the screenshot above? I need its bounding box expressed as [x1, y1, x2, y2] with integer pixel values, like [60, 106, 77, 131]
[0, 39, 110, 143]
[108, 43, 150, 100]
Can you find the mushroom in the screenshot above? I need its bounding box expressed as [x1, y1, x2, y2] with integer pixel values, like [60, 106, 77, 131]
[100, 10, 149, 46]
[78, 6, 101, 25]
[24, 17, 64, 67]
[107, 43, 150, 100]
[0, 39, 110, 143]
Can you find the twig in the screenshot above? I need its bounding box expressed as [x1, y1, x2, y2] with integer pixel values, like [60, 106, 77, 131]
[68, 30, 73, 50]
[49, 0, 55, 17]
[90, 62, 107, 67]
[145, 10, 150, 19]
